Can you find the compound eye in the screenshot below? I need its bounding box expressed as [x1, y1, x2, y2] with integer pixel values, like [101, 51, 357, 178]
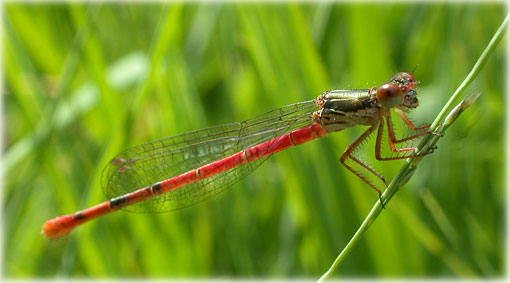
[376, 83, 401, 100]
[403, 72, 416, 83]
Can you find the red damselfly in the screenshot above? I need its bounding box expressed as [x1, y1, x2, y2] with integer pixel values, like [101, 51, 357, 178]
[42, 72, 438, 239]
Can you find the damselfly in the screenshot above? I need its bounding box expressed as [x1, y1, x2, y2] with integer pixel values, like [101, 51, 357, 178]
[42, 72, 438, 239]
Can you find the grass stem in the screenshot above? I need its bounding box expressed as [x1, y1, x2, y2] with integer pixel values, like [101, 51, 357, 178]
[318, 13, 508, 282]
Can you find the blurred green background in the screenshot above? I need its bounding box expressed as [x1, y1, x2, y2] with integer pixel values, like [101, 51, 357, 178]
[2, 1, 506, 279]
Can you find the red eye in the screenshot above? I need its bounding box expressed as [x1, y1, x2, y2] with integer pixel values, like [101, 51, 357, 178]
[376, 83, 401, 100]
[402, 72, 416, 83]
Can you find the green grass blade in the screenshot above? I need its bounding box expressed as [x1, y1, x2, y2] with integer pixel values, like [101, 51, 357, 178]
[319, 13, 508, 281]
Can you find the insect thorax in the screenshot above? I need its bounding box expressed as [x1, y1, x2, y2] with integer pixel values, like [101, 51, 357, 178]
[313, 90, 379, 133]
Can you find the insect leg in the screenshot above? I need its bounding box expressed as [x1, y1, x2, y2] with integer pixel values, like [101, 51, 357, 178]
[340, 124, 386, 205]
[375, 116, 436, 161]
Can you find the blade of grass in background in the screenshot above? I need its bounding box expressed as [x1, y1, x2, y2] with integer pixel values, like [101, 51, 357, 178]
[320, 13, 508, 281]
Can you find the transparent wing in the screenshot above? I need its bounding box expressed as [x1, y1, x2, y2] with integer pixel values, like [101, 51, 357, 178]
[101, 100, 318, 213]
